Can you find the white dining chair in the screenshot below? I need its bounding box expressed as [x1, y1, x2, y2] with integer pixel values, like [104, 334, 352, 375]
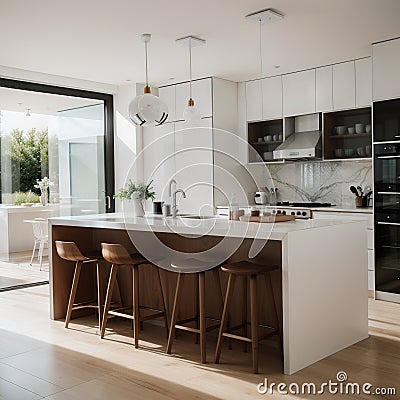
[26, 219, 49, 270]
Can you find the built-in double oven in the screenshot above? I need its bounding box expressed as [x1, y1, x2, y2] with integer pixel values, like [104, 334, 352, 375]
[374, 99, 400, 298]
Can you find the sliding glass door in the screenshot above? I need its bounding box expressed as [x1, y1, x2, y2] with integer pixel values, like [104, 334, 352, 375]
[0, 78, 114, 290]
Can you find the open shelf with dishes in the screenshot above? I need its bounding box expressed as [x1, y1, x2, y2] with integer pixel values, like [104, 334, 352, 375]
[247, 119, 283, 163]
[323, 107, 372, 160]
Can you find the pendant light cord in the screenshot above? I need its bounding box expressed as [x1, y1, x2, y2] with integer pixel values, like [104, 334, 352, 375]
[189, 38, 193, 99]
[145, 40, 149, 87]
[259, 18, 263, 80]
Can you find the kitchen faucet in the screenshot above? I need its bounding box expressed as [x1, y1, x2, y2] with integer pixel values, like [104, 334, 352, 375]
[168, 179, 186, 218]
[168, 179, 177, 197]
[172, 189, 186, 218]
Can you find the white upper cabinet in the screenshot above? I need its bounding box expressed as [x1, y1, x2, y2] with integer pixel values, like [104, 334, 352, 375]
[262, 76, 282, 120]
[333, 61, 355, 110]
[158, 85, 176, 123]
[373, 38, 400, 101]
[142, 122, 176, 204]
[192, 78, 212, 118]
[245, 80, 262, 121]
[355, 58, 372, 107]
[282, 69, 316, 116]
[316, 65, 333, 112]
[175, 78, 212, 121]
[175, 82, 190, 121]
[174, 118, 214, 215]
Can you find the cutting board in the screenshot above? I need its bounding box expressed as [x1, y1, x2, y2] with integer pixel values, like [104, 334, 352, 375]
[239, 214, 296, 223]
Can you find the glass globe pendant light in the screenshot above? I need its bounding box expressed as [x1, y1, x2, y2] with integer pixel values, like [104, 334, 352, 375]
[176, 36, 206, 127]
[129, 34, 168, 127]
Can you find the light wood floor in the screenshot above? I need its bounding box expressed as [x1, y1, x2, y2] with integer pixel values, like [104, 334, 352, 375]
[0, 284, 398, 400]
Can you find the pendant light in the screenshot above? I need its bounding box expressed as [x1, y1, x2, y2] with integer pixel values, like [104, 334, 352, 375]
[245, 9, 284, 80]
[129, 34, 168, 127]
[176, 36, 206, 127]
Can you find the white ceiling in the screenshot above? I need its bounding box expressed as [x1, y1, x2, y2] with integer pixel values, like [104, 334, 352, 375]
[1, 0, 400, 87]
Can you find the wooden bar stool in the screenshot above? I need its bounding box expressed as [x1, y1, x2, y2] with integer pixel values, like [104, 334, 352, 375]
[166, 259, 224, 364]
[214, 261, 281, 374]
[100, 243, 169, 348]
[55, 241, 102, 330]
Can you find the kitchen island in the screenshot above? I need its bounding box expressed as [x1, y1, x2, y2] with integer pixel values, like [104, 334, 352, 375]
[49, 213, 368, 375]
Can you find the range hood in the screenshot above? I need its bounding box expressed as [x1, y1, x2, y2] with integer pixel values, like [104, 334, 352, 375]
[273, 130, 322, 160]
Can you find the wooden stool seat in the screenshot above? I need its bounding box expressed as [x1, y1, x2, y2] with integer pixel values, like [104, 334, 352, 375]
[55, 241, 102, 331]
[221, 261, 278, 275]
[167, 260, 224, 364]
[215, 260, 281, 374]
[100, 243, 169, 348]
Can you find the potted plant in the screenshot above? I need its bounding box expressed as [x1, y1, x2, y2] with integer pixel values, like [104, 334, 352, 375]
[114, 179, 156, 217]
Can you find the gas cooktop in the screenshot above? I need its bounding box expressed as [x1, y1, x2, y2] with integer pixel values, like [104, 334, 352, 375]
[276, 202, 333, 207]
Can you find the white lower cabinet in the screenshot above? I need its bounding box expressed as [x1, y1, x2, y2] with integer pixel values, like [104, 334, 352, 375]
[312, 211, 374, 292]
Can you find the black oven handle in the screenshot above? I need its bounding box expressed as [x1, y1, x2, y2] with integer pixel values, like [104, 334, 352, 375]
[377, 155, 400, 159]
[377, 221, 400, 226]
[377, 191, 400, 195]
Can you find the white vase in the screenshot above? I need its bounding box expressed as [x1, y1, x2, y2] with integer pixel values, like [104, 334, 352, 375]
[40, 191, 48, 206]
[131, 198, 145, 217]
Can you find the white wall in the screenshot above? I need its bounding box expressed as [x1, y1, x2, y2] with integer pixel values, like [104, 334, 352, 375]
[113, 83, 158, 211]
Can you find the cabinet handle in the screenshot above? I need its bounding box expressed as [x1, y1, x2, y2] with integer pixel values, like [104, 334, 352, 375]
[377, 221, 400, 226]
[377, 155, 400, 159]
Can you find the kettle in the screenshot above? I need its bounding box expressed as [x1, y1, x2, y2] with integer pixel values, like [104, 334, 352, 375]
[254, 191, 268, 205]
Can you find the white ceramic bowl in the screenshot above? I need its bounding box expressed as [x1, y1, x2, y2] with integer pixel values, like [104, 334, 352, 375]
[264, 135, 272, 142]
[336, 126, 347, 135]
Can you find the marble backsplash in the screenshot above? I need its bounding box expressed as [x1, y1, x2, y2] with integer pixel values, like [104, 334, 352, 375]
[264, 160, 372, 206]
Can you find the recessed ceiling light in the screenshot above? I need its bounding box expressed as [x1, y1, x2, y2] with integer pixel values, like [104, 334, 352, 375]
[274, 65, 280, 69]
[169, 77, 175, 81]
[126, 79, 132, 82]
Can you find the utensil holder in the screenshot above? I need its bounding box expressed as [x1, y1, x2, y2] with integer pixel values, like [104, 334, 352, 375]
[355, 196, 368, 208]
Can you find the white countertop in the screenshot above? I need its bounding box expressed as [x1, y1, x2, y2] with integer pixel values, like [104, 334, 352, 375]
[0, 204, 56, 214]
[49, 212, 366, 241]
[217, 204, 373, 214]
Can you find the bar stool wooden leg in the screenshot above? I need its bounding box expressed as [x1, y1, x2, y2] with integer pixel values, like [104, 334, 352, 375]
[133, 264, 140, 349]
[155, 267, 169, 337]
[250, 274, 258, 374]
[167, 273, 185, 354]
[96, 262, 102, 332]
[100, 264, 118, 338]
[215, 273, 236, 364]
[65, 261, 82, 328]
[199, 271, 206, 364]
[194, 274, 199, 344]
[242, 276, 248, 352]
